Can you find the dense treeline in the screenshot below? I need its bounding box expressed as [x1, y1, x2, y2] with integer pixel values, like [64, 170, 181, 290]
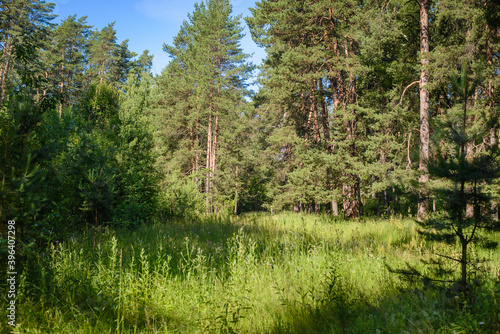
[0, 0, 156, 245]
[1, 0, 499, 246]
[0, 1, 500, 332]
[246, 0, 500, 219]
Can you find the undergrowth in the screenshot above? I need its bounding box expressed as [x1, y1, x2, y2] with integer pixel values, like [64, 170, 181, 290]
[1, 213, 499, 333]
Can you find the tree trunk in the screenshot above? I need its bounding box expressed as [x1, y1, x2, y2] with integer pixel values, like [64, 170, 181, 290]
[341, 38, 360, 219]
[486, 27, 498, 221]
[234, 152, 239, 216]
[343, 178, 359, 218]
[418, 0, 430, 221]
[0, 41, 13, 103]
[460, 232, 468, 293]
[212, 114, 218, 213]
[331, 201, 339, 216]
[58, 49, 66, 117]
[319, 79, 330, 142]
[492, 126, 498, 221]
[310, 84, 321, 143]
[195, 118, 200, 189]
[206, 110, 213, 215]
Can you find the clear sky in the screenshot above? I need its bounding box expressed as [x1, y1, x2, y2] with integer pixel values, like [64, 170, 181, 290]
[52, 0, 266, 77]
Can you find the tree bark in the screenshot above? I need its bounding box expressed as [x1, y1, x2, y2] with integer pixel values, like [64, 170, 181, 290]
[310, 84, 321, 143]
[0, 41, 13, 103]
[331, 201, 339, 216]
[211, 114, 218, 213]
[418, 0, 430, 221]
[234, 165, 238, 216]
[205, 108, 213, 215]
[343, 178, 359, 218]
[486, 26, 498, 221]
[342, 37, 360, 218]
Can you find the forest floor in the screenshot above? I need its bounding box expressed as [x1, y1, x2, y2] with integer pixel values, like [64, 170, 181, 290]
[1, 213, 500, 333]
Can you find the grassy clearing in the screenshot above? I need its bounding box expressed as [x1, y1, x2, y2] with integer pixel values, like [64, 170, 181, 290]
[1, 213, 499, 333]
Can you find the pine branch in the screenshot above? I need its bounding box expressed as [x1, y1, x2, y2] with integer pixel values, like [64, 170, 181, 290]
[395, 81, 419, 108]
[434, 252, 461, 263]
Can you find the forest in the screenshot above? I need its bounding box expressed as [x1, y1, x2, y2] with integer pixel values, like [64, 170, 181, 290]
[1, 0, 500, 332]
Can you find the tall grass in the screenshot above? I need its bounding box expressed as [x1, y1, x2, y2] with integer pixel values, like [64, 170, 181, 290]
[1, 213, 499, 333]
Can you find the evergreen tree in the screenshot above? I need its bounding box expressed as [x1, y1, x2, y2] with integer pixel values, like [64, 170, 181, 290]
[247, 0, 413, 217]
[0, 0, 55, 103]
[132, 50, 154, 79]
[40, 15, 92, 114]
[87, 22, 119, 85]
[114, 71, 158, 226]
[411, 62, 499, 293]
[158, 0, 253, 214]
[0, 0, 56, 237]
[112, 39, 137, 85]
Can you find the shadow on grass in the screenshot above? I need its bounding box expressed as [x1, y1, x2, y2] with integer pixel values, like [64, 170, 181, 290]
[5, 213, 500, 333]
[266, 280, 500, 334]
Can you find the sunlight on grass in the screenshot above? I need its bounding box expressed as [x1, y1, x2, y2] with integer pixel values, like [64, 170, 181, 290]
[1, 213, 499, 333]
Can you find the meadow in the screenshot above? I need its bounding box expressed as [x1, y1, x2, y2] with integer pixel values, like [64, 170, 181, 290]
[1, 213, 499, 333]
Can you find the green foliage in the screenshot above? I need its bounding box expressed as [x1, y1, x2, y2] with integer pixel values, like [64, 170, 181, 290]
[0, 72, 159, 244]
[39, 14, 92, 109]
[81, 82, 120, 128]
[1, 214, 499, 333]
[154, 0, 255, 215]
[0, 93, 48, 247]
[158, 174, 205, 218]
[79, 166, 116, 227]
[113, 72, 159, 227]
[247, 0, 421, 217]
[407, 61, 500, 291]
[0, 0, 56, 100]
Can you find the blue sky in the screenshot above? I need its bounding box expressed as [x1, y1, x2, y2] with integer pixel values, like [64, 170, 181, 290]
[52, 0, 266, 77]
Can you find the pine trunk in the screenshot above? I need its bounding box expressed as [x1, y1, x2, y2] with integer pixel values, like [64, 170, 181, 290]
[486, 27, 498, 221]
[206, 110, 213, 215]
[343, 178, 359, 218]
[0, 41, 13, 102]
[234, 165, 238, 216]
[342, 38, 360, 219]
[418, 0, 430, 221]
[331, 201, 339, 216]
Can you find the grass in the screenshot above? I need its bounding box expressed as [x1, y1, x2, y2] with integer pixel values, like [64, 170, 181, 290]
[1, 212, 499, 333]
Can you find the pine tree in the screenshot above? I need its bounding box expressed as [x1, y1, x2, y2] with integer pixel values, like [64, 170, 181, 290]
[158, 0, 253, 214]
[132, 50, 154, 80]
[416, 61, 499, 293]
[114, 71, 158, 225]
[0, 0, 55, 103]
[112, 39, 137, 85]
[87, 22, 119, 85]
[40, 15, 92, 114]
[248, 0, 410, 217]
